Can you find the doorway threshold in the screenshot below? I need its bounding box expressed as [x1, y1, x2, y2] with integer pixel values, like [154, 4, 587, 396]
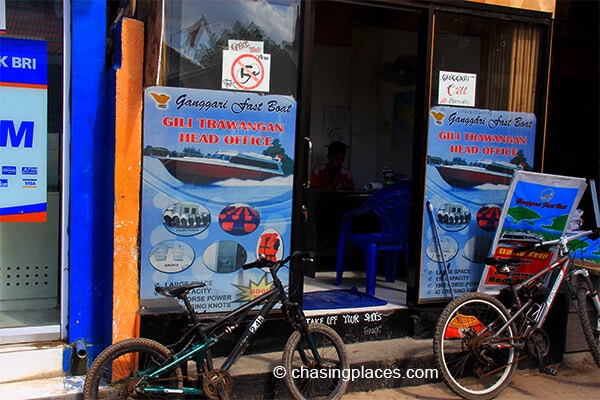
[303, 270, 408, 315]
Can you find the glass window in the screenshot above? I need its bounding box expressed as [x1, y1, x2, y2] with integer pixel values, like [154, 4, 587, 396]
[0, 0, 63, 340]
[162, 0, 301, 96]
[432, 12, 544, 112]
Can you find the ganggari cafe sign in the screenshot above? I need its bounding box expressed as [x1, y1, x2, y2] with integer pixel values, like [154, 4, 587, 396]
[439, 71, 477, 107]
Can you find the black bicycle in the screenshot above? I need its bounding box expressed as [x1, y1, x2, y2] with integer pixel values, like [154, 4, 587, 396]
[84, 251, 349, 400]
[433, 228, 600, 400]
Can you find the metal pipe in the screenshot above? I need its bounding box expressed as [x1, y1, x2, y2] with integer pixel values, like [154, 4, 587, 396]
[73, 339, 88, 359]
[427, 200, 454, 299]
[590, 179, 600, 227]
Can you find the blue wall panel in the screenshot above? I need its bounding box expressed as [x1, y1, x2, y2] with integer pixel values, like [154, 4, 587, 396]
[65, 0, 114, 371]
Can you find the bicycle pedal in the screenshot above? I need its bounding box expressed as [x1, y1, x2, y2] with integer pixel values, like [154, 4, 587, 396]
[539, 366, 557, 376]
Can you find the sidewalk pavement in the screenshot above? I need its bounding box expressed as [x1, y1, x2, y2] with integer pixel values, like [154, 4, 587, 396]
[344, 354, 600, 399]
[0, 337, 598, 399]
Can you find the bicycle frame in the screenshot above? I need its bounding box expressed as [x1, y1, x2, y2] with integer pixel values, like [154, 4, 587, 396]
[433, 185, 600, 400]
[139, 262, 323, 396]
[138, 285, 283, 395]
[491, 229, 600, 343]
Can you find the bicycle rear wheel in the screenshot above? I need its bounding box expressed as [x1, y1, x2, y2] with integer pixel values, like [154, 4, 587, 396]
[576, 288, 600, 367]
[282, 323, 349, 400]
[83, 337, 183, 400]
[433, 292, 519, 400]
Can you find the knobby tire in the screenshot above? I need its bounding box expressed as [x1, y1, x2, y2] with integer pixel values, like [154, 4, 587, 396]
[282, 323, 349, 400]
[83, 337, 183, 400]
[576, 288, 600, 368]
[433, 292, 519, 400]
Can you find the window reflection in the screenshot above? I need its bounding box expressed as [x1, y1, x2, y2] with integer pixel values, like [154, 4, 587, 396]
[433, 13, 543, 112]
[163, 0, 300, 96]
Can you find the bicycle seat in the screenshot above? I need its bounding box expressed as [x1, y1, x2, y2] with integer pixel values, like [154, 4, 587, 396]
[155, 282, 206, 298]
[484, 257, 521, 267]
[485, 257, 521, 274]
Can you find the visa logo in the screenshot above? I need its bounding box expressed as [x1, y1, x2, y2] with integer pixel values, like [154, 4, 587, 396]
[2, 166, 17, 175]
[22, 166, 38, 175]
[0, 179, 8, 187]
[22, 179, 37, 187]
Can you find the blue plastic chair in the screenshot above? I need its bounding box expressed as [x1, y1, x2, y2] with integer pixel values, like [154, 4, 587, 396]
[336, 179, 411, 296]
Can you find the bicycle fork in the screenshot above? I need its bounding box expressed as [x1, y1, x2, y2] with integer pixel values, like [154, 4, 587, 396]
[286, 303, 327, 367]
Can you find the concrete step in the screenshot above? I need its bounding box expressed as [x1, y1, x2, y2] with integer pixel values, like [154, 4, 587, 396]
[0, 336, 436, 399]
[0, 342, 65, 384]
[223, 336, 437, 399]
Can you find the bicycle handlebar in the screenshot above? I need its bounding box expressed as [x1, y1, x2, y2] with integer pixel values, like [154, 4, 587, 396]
[513, 228, 599, 254]
[241, 251, 315, 271]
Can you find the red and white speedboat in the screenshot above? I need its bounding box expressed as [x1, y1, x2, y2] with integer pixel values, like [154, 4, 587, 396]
[156, 150, 284, 184]
[435, 160, 521, 188]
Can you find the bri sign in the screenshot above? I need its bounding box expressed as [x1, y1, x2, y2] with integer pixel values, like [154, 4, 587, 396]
[0, 37, 48, 222]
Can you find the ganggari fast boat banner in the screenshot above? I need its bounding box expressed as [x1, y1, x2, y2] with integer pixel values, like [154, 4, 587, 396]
[0, 37, 48, 222]
[141, 87, 296, 312]
[420, 106, 536, 302]
[478, 171, 587, 295]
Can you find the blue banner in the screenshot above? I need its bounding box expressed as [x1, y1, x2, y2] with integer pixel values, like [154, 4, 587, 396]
[141, 87, 296, 312]
[420, 106, 536, 302]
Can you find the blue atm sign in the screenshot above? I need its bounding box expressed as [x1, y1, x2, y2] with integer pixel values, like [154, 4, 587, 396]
[0, 37, 47, 222]
[0, 120, 35, 148]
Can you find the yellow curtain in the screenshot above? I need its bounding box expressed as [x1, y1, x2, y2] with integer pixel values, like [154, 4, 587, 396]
[486, 23, 540, 112]
[509, 24, 539, 112]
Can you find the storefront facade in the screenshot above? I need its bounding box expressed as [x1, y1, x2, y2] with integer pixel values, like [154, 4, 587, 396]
[0, 0, 560, 378]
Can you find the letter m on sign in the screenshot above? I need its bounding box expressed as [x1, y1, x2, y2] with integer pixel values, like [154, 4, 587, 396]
[0, 120, 35, 148]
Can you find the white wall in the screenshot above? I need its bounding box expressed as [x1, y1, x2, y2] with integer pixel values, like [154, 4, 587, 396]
[310, 45, 351, 166]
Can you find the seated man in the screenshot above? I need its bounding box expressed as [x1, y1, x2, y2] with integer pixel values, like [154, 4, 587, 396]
[310, 141, 354, 190]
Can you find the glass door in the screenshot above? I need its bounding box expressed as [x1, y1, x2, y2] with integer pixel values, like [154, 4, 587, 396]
[144, 0, 302, 312]
[300, 1, 423, 306]
[418, 9, 550, 303]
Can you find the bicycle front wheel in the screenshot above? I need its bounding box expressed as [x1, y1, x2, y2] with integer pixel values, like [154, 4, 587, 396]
[433, 292, 519, 400]
[83, 337, 183, 400]
[576, 288, 600, 367]
[282, 323, 349, 400]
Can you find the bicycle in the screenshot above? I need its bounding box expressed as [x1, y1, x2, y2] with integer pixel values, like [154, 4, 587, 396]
[433, 227, 600, 400]
[83, 251, 349, 400]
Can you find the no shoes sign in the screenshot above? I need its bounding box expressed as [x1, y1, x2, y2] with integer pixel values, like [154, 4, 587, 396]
[222, 40, 270, 93]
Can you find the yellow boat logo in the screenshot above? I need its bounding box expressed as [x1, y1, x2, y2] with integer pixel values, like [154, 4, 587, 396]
[149, 92, 170, 109]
